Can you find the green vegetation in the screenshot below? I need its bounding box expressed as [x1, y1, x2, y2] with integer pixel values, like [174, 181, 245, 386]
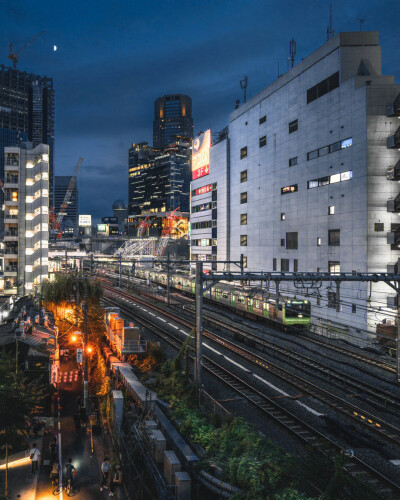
[143, 345, 378, 500]
[0, 352, 46, 453]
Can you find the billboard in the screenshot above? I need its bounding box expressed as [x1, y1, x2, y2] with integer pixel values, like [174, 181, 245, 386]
[79, 214, 92, 227]
[102, 216, 118, 224]
[192, 130, 211, 180]
[97, 224, 107, 233]
[195, 184, 213, 196]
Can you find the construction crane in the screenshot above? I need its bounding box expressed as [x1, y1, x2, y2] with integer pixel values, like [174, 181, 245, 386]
[137, 216, 151, 238]
[50, 158, 83, 239]
[8, 30, 46, 69]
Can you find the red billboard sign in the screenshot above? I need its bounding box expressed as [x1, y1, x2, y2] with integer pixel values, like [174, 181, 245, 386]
[195, 184, 213, 196]
[192, 130, 211, 180]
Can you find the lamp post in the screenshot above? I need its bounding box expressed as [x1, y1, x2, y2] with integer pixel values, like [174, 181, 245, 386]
[2, 443, 12, 499]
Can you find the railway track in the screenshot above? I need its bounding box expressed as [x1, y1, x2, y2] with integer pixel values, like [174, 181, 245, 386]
[102, 291, 400, 499]
[103, 284, 400, 446]
[103, 271, 396, 373]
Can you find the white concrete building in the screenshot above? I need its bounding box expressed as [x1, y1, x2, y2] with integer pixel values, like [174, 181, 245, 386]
[3, 143, 49, 295]
[191, 32, 400, 339]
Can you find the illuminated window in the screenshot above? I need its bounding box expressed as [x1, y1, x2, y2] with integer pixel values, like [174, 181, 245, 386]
[26, 162, 34, 169]
[240, 170, 247, 183]
[240, 147, 247, 159]
[330, 173, 340, 184]
[243, 256, 248, 268]
[329, 261, 340, 274]
[42, 154, 49, 162]
[317, 237, 322, 246]
[240, 192, 247, 204]
[281, 213, 286, 220]
[341, 138, 352, 149]
[240, 235, 247, 246]
[26, 179, 34, 186]
[329, 206, 335, 215]
[240, 213, 247, 225]
[340, 170, 352, 181]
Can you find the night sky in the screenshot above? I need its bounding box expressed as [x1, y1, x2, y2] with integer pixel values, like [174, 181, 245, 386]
[1, 0, 399, 221]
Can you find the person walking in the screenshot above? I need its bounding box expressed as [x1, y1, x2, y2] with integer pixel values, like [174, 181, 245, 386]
[49, 436, 58, 464]
[29, 443, 41, 473]
[50, 460, 60, 485]
[109, 465, 122, 496]
[100, 457, 111, 491]
[65, 458, 76, 486]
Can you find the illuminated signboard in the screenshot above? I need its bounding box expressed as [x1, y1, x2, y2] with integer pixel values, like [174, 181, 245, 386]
[79, 214, 92, 227]
[195, 184, 213, 196]
[281, 184, 298, 195]
[97, 224, 107, 233]
[192, 130, 211, 180]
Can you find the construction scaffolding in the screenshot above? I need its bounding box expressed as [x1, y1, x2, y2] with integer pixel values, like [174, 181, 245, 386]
[116, 238, 157, 258]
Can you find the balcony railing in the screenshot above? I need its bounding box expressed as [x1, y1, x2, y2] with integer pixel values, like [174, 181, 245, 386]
[5, 176, 18, 184]
[5, 266, 17, 273]
[387, 225, 400, 245]
[387, 194, 400, 213]
[387, 125, 400, 149]
[4, 214, 18, 219]
[387, 92, 400, 117]
[387, 160, 400, 180]
[4, 231, 18, 237]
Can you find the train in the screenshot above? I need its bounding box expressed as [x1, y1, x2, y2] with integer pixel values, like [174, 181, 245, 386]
[100, 265, 311, 329]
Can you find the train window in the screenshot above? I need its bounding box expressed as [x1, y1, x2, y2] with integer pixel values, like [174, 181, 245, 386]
[238, 296, 245, 303]
[222, 292, 228, 299]
[263, 302, 269, 310]
[285, 300, 310, 318]
[255, 300, 260, 308]
[248, 299, 253, 306]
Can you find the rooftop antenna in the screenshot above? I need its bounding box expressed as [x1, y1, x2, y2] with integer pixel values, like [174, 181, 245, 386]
[289, 38, 296, 69]
[240, 75, 248, 103]
[356, 18, 365, 31]
[326, 1, 334, 41]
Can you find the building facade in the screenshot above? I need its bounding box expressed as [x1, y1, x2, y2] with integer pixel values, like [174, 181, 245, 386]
[0, 66, 55, 208]
[128, 138, 191, 237]
[190, 31, 400, 339]
[54, 176, 78, 237]
[3, 143, 49, 295]
[153, 94, 193, 149]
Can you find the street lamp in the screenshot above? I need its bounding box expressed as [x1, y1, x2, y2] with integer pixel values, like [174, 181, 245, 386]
[1, 443, 12, 499]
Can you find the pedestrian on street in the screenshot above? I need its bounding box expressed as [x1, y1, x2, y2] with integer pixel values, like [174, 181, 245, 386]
[109, 465, 122, 496]
[29, 443, 41, 473]
[100, 457, 111, 491]
[65, 458, 76, 486]
[50, 460, 60, 485]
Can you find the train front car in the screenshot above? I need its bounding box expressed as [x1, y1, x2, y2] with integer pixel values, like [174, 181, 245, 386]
[282, 299, 311, 327]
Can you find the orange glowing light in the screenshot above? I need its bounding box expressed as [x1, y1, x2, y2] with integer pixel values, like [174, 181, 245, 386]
[71, 335, 77, 342]
[0, 456, 30, 470]
[86, 346, 93, 354]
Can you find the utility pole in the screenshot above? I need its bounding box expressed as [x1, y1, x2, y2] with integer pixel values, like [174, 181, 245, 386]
[2, 443, 11, 498]
[167, 252, 171, 307]
[83, 282, 89, 413]
[118, 254, 122, 288]
[275, 282, 280, 318]
[194, 262, 203, 390]
[90, 253, 93, 277]
[240, 253, 244, 274]
[397, 283, 400, 383]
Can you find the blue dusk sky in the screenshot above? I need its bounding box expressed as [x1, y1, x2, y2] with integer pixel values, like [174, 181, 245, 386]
[1, 0, 399, 220]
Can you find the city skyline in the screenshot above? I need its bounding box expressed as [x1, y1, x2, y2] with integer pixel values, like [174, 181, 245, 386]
[1, 0, 399, 220]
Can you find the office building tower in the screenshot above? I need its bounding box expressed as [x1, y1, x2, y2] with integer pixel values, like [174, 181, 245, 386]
[128, 138, 191, 237]
[0, 66, 55, 208]
[3, 143, 49, 295]
[190, 31, 400, 339]
[54, 176, 78, 237]
[153, 94, 193, 149]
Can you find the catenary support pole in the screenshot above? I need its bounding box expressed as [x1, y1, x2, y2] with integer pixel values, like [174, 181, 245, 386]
[118, 254, 122, 288]
[83, 283, 89, 413]
[167, 252, 171, 307]
[195, 262, 203, 390]
[336, 282, 341, 314]
[275, 281, 280, 317]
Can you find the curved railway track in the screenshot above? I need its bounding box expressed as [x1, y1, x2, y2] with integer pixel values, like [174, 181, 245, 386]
[102, 291, 400, 499]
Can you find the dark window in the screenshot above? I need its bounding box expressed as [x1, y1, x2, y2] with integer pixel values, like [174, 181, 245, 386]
[281, 239, 285, 247]
[273, 258, 277, 271]
[289, 120, 298, 134]
[240, 147, 247, 159]
[212, 190, 217, 201]
[328, 229, 340, 246]
[317, 297, 321, 306]
[281, 259, 289, 272]
[328, 291, 337, 308]
[329, 141, 341, 153]
[259, 136, 267, 148]
[286, 232, 298, 250]
[212, 209, 217, 219]
[319, 176, 330, 186]
[212, 246, 217, 254]
[240, 170, 247, 183]
[319, 146, 329, 157]
[212, 262, 217, 271]
[289, 157, 298, 167]
[307, 149, 319, 161]
[307, 72, 340, 104]
[375, 223, 384, 232]
[259, 115, 267, 124]
[352, 304, 357, 313]
[240, 235, 247, 246]
[243, 256, 248, 268]
[212, 183, 217, 189]
[240, 213, 247, 225]
[212, 228, 217, 238]
[294, 259, 298, 272]
[240, 192, 247, 204]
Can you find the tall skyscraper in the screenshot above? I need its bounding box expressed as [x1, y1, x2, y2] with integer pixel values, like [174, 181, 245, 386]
[153, 94, 193, 149]
[3, 143, 49, 295]
[0, 66, 55, 210]
[54, 176, 78, 237]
